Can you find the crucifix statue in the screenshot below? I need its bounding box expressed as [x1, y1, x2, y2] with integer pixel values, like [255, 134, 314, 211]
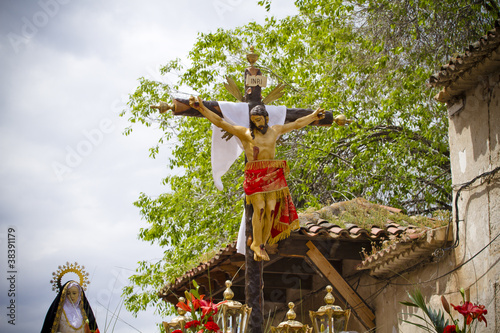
[189, 96, 324, 261]
[152, 46, 351, 333]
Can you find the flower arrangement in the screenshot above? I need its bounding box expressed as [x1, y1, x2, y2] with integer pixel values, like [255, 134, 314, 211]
[441, 288, 487, 333]
[172, 281, 225, 333]
[401, 288, 487, 333]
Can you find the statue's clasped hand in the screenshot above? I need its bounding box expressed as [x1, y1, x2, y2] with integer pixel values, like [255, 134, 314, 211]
[315, 107, 326, 120]
[189, 96, 202, 110]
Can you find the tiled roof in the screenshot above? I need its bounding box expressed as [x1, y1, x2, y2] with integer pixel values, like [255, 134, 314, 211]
[160, 198, 446, 302]
[357, 225, 452, 278]
[164, 241, 242, 294]
[429, 19, 500, 102]
[295, 198, 425, 241]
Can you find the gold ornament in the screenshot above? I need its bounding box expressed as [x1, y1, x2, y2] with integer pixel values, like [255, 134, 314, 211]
[50, 261, 90, 292]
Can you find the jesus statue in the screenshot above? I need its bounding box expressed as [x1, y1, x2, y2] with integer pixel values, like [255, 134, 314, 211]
[189, 96, 325, 261]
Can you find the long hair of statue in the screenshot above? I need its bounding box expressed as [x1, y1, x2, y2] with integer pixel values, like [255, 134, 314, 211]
[41, 281, 98, 333]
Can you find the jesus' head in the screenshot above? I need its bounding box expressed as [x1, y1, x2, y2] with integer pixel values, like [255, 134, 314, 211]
[250, 105, 269, 137]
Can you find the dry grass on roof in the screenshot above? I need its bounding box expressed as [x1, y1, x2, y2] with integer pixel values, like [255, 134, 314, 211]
[310, 200, 449, 230]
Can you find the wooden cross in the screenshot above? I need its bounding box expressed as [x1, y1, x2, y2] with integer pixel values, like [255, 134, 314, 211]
[152, 48, 349, 333]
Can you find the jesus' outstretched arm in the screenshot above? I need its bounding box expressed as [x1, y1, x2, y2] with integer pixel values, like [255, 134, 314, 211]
[189, 96, 247, 139]
[276, 107, 326, 134]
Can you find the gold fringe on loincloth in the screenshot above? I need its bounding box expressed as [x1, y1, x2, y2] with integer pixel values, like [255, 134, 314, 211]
[244, 159, 290, 175]
[267, 218, 299, 245]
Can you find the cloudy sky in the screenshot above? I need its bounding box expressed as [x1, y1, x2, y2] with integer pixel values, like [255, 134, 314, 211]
[0, 1, 297, 332]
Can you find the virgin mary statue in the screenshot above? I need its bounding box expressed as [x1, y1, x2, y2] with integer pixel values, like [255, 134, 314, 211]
[41, 262, 99, 333]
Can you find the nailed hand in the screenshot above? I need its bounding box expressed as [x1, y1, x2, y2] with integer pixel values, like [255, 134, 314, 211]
[189, 96, 202, 109]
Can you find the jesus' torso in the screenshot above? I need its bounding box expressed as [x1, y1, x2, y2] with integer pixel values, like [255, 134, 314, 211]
[241, 126, 281, 161]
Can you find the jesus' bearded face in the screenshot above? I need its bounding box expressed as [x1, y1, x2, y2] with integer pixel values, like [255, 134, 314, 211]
[250, 115, 268, 134]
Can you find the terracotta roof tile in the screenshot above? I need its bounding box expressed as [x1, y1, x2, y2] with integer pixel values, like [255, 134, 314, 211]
[317, 220, 336, 229]
[385, 226, 402, 235]
[348, 227, 362, 235]
[302, 230, 320, 237]
[408, 233, 421, 240]
[329, 226, 347, 235]
[370, 226, 385, 237]
[306, 225, 323, 233]
[429, 19, 500, 102]
[342, 223, 356, 230]
[357, 226, 453, 278]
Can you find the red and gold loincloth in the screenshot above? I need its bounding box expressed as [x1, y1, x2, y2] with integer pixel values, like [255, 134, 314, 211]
[243, 159, 299, 244]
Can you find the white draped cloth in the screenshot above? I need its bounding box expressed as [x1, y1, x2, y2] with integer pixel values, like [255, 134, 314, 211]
[211, 102, 286, 254]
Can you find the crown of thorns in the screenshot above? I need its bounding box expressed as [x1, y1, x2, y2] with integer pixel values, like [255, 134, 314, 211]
[50, 262, 90, 292]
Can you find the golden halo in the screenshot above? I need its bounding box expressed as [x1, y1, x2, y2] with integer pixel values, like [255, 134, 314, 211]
[50, 262, 90, 293]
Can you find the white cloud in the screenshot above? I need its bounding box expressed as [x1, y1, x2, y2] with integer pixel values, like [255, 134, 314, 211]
[0, 0, 298, 332]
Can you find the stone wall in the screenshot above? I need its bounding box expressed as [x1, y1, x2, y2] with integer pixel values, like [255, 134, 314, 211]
[447, 70, 500, 333]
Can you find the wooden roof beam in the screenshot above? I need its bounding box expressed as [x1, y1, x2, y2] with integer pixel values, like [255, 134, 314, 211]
[306, 241, 376, 330]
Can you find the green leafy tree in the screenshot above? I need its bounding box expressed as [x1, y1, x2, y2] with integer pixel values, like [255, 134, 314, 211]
[120, 0, 499, 317]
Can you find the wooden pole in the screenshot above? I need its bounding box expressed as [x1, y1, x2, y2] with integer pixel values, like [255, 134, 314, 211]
[244, 203, 263, 333]
[243, 61, 265, 333]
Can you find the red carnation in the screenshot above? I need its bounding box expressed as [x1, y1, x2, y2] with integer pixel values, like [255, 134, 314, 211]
[185, 320, 201, 329]
[204, 321, 220, 332]
[443, 325, 456, 333]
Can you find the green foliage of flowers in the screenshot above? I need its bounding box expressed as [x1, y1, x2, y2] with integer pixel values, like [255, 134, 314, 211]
[401, 288, 451, 333]
[401, 288, 488, 333]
